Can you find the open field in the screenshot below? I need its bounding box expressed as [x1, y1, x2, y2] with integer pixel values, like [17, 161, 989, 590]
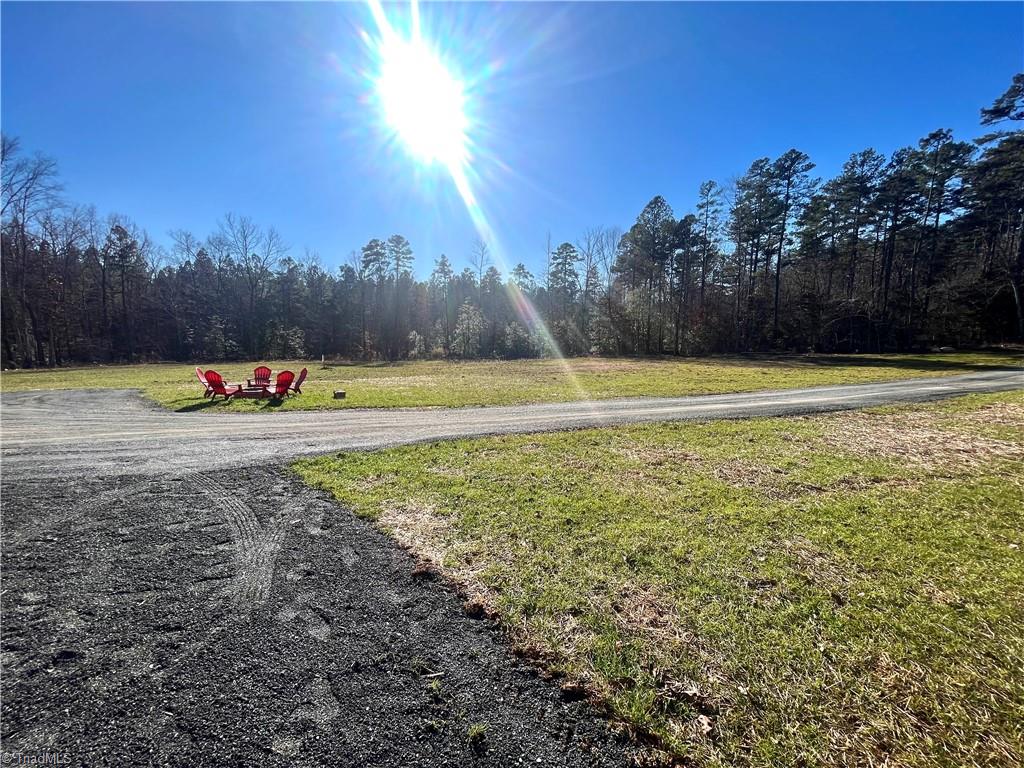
[0, 352, 1019, 411]
[295, 391, 1024, 767]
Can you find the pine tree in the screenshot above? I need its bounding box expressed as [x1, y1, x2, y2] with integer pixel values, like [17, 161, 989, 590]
[769, 149, 816, 338]
[386, 234, 413, 278]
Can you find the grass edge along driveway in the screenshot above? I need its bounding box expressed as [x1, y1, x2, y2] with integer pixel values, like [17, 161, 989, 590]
[295, 391, 1024, 767]
[0, 352, 1020, 411]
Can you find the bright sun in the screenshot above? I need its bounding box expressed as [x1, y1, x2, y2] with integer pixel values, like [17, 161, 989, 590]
[375, 33, 468, 169]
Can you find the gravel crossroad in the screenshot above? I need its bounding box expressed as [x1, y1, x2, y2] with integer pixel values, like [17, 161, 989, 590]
[1, 369, 1020, 766]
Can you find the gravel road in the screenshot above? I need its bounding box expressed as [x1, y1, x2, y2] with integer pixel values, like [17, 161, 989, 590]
[2, 370, 1020, 479]
[1, 369, 1020, 766]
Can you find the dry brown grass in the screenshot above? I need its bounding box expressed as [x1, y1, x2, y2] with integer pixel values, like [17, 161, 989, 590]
[568, 358, 664, 374]
[424, 464, 466, 478]
[787, 536, 862, 596]
[378, 498, 501, 622]
[621, 445, 703, 467]
[960, 400, 1024, 427]
[377, 499, 450, 569]
[351, 472, 399, 491]
[518, 441, 545, 453]
[713, 460, 793, 497]
[608, 584, 688, 643]
[821, 402, 1024, 472]
[604, 583, 733, 754]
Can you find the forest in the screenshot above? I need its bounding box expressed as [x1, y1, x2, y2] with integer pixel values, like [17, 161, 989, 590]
[2, 74, 1021, 368]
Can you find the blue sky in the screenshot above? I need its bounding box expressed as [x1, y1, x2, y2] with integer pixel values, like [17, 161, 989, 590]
[2, 2, 1021, 278]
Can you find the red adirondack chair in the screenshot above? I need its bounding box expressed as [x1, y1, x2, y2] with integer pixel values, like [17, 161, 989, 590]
[263, 370, 295, 399]
[247, 365, 272, 388]
[288, 367, 307, 396]
[204, 370, 242, 399]
[196, 367, 214, 397]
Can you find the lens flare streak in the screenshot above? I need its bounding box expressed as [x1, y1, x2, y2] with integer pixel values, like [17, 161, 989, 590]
[365, 0, 600, 414]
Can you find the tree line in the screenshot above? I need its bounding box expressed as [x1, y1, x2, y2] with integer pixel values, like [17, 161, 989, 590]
[2, 74, 1021, 367]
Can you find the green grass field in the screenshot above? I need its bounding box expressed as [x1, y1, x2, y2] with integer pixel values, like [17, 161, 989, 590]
[0, 352, 1019, 411]
[295, 392, 1024, 767]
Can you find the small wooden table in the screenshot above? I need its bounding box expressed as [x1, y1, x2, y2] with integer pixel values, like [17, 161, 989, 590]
[233, 387, 268, 399]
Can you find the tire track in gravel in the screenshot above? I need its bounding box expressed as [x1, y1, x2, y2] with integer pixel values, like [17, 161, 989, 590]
[185, 472, 286, 611]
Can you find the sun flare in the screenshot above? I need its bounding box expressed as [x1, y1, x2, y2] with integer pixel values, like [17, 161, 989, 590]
[373, 22, 468, 169]
[362, 0, 585, 383]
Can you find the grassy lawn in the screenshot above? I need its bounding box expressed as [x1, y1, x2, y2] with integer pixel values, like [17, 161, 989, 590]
[0, 352, 1019, 411]
[295, 392, 1024, 767]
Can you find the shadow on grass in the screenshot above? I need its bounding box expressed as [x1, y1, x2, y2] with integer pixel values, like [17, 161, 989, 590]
[258, 397, 287, 410]
[174, 396, 289, 412]
[173, 398, 231, 413]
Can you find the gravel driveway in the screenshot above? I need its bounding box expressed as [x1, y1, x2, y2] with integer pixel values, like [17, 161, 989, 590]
[1, 370, 1020, 766]
[2, 370, 1019, 479]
